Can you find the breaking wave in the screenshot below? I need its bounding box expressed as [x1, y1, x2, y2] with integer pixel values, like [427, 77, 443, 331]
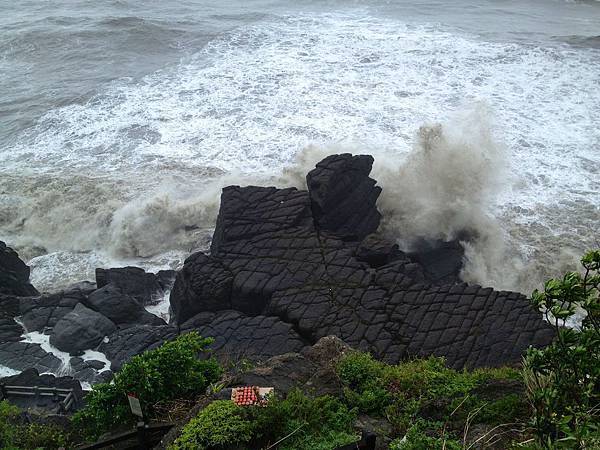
[1, 13, 598, 294]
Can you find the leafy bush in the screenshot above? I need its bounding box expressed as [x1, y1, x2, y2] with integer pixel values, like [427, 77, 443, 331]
[171, 389, 357, 450]
[337, 351, 391, 413]
[73, 332, 222, 439]
[336, 352, 529, 447]
[524, 250, 600, 449]
[171, 400, 255, 450]
[0, 400, 68, 449]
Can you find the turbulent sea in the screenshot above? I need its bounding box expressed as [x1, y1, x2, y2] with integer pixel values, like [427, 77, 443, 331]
[1, 0, 599, 295]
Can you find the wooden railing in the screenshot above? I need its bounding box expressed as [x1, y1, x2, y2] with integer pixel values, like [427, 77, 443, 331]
[75, 421, 174, 450]
[0, 384, 79, 413]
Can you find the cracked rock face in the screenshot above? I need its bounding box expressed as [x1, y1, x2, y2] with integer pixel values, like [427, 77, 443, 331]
[171, 153, 554, 369]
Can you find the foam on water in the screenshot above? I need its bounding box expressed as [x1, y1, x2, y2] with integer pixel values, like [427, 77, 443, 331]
[0, 13, 598, 294]
[81, 349, 112, 373]
[145, 289, 171, 323]
[0, 366, 21, 378]
[18, 329, 72, 375]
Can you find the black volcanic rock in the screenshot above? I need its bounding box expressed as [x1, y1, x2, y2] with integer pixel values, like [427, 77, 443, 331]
[100, 324, 177, 371]
[95, 267, 172, 305]
[2, 153, 556, 383]
[0, 294, 23, 343]
[0, 341, 63, 374]
[170, 153, 553, 369]
[0, 241, 38, 297]
[268, 281, 554, 369]
[210, 186, 314, 254]
[85, 283, 165, 326]
[407, 238, 466, 285]
[19, 286, 93, 332]
[355, 233, 407, 268]
[181, 310, 307, 361]
[306, 154, 382, 240]
[50, 303, 116, 354]
[169, 252, 234, 324]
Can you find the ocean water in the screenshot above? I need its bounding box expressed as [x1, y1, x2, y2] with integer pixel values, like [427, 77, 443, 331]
[1, 0, 599, 294]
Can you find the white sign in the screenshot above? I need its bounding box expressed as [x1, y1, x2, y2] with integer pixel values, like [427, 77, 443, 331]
[127, 394, 143, 418]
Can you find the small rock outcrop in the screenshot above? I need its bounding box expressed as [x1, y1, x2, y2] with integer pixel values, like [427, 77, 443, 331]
[306, 154, 382, 240]
[0, 241, 38, 297]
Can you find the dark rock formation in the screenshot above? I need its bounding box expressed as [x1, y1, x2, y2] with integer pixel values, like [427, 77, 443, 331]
[355, 233, 407, 268]
[306, 154, 382, 240]
[407, 238, 466, 285]
[99, 324, 177, 371]
[0, 241, 38, 297]
[171, 153, 553, 369]
[0, 341, 63, 374]
[50, 303, 116, 354]
[0, 294, 23, 343]
[170, 252, 233, 322]
[95, 267, 174, 305]
[85, 284, 165, 326]
[2, 153, 555, 386]
[181, 310, 307, 361]
[19, 286, 92, 332]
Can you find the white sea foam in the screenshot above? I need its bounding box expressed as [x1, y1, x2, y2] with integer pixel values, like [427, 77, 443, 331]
[81, 349, 112, 373]
[0, 366, 21, 378]
[0, 13, 598, 294]
[18, 329, 72, 375]
[145, 289, 171, 323]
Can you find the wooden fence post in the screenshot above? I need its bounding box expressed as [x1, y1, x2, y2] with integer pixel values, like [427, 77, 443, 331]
[136, 421, 148, 449]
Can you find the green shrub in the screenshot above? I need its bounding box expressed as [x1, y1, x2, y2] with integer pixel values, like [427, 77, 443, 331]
[337, 351, 391, 413]
[0, 400, 68, 449]
[336, 351, 531, 447]
[73, 332, 222, 440]
[171, 389, 357, 450]
[389, 420, 462, 450]
[171, 400, 255, 450]
[524, 250, 600, 449]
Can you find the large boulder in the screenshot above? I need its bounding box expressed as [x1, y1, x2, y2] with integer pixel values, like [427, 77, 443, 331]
[0, 241, 38, 297]
[306, 154, 381, 240]
[95, 267, 174, 305]
[85, 283, 165, 326]
[50, 303, 116, 354]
